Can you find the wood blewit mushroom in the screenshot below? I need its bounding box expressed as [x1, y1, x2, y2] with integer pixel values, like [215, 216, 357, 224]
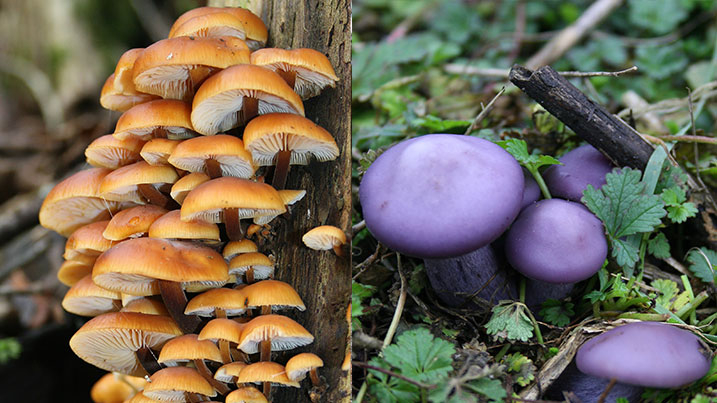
[359, 134, 524, 304]
[547, 321, 713, 402]
[543, 144, 615, 202]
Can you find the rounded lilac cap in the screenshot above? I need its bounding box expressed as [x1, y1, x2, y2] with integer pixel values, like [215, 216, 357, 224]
[543, 144, 614, 201]
[577, 321, 712, 388]
[359, 134, 524, 258]
[505, 198, 607, 283]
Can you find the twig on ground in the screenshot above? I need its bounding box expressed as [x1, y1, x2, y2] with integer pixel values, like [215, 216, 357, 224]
[597, 378, 617, 403]
[383, 254, 407, 350]
[352, 243, 383, 281]
[352, 219, 366, 235]
[444, 65, 637, 79]
[464, 87, 506, 135]
[526, 0, 624, 69]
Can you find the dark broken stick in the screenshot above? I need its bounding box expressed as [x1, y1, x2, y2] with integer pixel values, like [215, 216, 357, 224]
[509, 64, 653, 169]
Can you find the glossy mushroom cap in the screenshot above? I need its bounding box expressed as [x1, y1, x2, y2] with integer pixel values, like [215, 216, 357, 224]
[242, 280, 306, 312]
[184, 287, 248, 317]
[169, 7, 267, 50]
[359, 134, 524, 258]
[90, 372, 146, 403]
[62, 274, 120, 317]
[505, 199, 607, 284]
[144, 367, 217, 400]
[302, 225, 346, 251]
[285, 353, 324, 381]
[85, 134, 144, 169]
[157, 334, 223, 366]
[576, 321, 712, 388]
[226, 386, 268, 403]
[236, 362, 300, 388]
[69, 312, 182, 376]
[168, 134, 255, 178]
[543, 144, 614, 202]
[39, 168, 122, 236]
[113, 99, 195, 141]
[103, 205, 168, 241]
[100, 73, 159, 112]
[237, 314, 314, 354]
[170, 172, 210, 205]
[250, 48, 339, 99]
[140, 138, 181, 166]
[214, 362, 248, 383]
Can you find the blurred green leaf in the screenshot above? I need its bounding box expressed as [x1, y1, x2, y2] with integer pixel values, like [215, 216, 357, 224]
[636, 43, 689, 80]
[629, 0, 688, 35]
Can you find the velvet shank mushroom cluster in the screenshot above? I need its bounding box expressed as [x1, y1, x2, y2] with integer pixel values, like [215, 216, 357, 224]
[39, 5, 342, 402]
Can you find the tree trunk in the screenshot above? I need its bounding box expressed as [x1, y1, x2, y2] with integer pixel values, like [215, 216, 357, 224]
[209, 1, 352, 402]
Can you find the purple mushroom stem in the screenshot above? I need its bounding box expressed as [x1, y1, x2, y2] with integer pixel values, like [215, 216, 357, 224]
[424, 244, 517, 309]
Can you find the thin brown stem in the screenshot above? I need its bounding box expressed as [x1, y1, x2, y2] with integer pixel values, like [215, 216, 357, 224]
[224, 208, 243, 241]
[263, 381, 272, 399]
[220, 339, 232, 364]
[194, 358, 231, 395]
[215, 307, 227, 319]
[242, 97, 258, 124]
[205, 158, 222, 179]
[158, 280, 201, 334]
[261, 305, 271, 315]
[260, 337, 271, 362]
[136, 346, 162, 375]
[246, 267, 255, 284]
[138, 184, 170, 208]
[271, 150, 292, 189]
[309, 368, 320, 386]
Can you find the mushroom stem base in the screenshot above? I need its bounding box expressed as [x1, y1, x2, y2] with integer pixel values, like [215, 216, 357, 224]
[271, 150, 292, 189]
[225, 208, 244, 241]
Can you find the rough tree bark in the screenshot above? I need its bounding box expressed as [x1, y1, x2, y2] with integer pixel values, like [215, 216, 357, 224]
[209, 1, 352, 402]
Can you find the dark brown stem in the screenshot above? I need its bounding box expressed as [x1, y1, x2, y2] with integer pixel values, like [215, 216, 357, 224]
[271, 150, 292, 190]
[194, 358, 231, 395]
[138, 184, 171, 208]
[215, 307, 227, 319]
[260, 337, 271, 362]
[220, 339, 232, 364]
[277, 69, 297, 89]
[205, 158, 222, 179]
[158, 280, 201, 334]
[333, 244, 345, 258]
[242, 97, 259, 124]
[263, 381, 272, 399]
[309, 368, 320, 386]
[136, 346, 162, 375]
[224, 208, 243, 241]
[261, 305, 271, 315]
[246, 267, 255, 284]
[231, 347, 250, 363]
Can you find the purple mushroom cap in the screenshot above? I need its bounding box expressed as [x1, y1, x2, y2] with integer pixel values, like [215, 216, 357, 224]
[359, 134, 524, 258]
[504, 198, 607, 283]
[577, 321, 712, 388]
[543, 144, 614, 202]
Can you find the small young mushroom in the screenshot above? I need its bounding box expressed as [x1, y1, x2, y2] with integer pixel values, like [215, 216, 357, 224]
[197, 318, 245, 364]
[225, 386, 268, 403]
[139, 138, 181, 166]
[148, 210, 221, 246]
[543, 144, 615, 202]
[302, 225, 347, 257]
[185, 287, 248, 318]
[170, 172, 210, 205]
[228, 252, 274, 284]
[168, 134, 255, 179]
[63, 220, 115, 265]
[85, 134, 144, 169]
[241, 280, 305, 315]
[100, 73, 159, 112]
[237, 314, 314, 363]
[62, 274, 121, 317]
[90, 372, 146, 403]
[214, 361, 248, 385]
[112, 99, 196, 141]
[222, 239, 259, 262]
[285, 353, 323, 386]
[57, 260, 93, 287]
[143, 367, 217, 402]
[250, 48, 338, 100]
[98, 161, 179, 208]
[235, 361, 299, 398]
[103, 205, 168, 241]
[157, 334, 229, 395]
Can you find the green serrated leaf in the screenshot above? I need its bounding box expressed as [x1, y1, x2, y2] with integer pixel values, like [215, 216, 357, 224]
[583, 168, 667, 238]
[367, 357, 420, 403]
[662, 187, 687, 205]
[611, 236, 641, 270]
[539, 299, 574, 327]
[666, 203, 698, 223]
[382, 328, 456, 383]
[485, 301, 534, 342]
[502, 352, 536, 387]
[463, 378, 507, 402]
[652, 279, 679, 307]
[686, 247, 717, 283]
[647, 232, 671, 259]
